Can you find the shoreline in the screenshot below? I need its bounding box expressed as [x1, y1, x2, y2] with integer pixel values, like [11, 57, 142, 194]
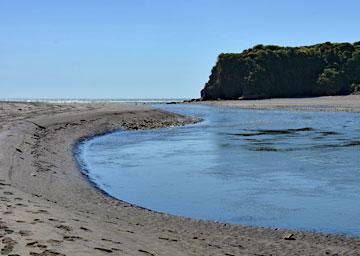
[72, 138, 121, 204]
[1, 100, 360, 255]
[195, 95, 360, 112]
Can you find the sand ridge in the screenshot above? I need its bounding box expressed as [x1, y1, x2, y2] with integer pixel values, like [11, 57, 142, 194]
[0, 100, 359, 255]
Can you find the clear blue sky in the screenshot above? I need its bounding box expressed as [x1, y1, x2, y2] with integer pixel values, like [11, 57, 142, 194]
[1, 0, 359, 99]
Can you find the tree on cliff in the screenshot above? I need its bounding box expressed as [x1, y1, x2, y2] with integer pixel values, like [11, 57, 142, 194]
[201, 42, 360, 100]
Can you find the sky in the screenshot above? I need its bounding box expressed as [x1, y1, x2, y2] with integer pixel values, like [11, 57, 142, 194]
[0, 0, 359, 99]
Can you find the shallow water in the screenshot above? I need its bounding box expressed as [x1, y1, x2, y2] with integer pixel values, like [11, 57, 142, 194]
[77, 104, 360, 236]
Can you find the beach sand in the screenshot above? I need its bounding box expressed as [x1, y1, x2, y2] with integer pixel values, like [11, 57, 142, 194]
[198, 95, 360, 112]
[0, 100, 359, 255]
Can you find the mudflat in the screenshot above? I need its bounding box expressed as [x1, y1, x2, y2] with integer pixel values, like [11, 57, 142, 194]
[0, 100, 359, 255]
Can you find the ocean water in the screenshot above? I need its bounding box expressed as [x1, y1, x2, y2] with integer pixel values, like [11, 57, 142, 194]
[76, 104, 360, 236]
[0, 98, 185, 103]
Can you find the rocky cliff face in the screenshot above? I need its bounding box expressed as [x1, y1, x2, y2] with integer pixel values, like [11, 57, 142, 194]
[201, 42, 360, 100]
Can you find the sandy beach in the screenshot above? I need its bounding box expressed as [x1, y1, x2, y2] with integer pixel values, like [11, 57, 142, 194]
[198, 95, 360, 112]
[1, 99, 360, 256]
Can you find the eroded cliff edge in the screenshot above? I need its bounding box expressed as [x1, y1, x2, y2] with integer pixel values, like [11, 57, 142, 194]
[201, 42, 360, 100]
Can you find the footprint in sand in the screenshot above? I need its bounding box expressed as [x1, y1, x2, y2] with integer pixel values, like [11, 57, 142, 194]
[79, 226, 91, 232]
[29, 249, 65, 256]
[37, 209, 49, 214]
[19, 230, 32, 236]
[37, 244, 48, 249]
[4, 229, 14, 234]
[63, 235, 82, 242]
[26, 209, 49, 215]
[47, 239, 63, 246]
[101, 238, 122, 245]
[48, 218, 65, 223]
[55, 225, 72, 232]
[158, 236, 178, 242]
[0, 197, 10, 202]
[1, 237, 17, 254]
[138, 249, 156, 256]
[26, 241, 48, 249]
[30, 218, 44, 224]
[94, 247, 113, 253]
[15, 203, 28, 207]
[26, 241, 39, 247]
[1, 243, 14, 255]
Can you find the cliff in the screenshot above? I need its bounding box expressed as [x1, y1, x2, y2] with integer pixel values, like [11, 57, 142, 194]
[201, 42, 360, 100]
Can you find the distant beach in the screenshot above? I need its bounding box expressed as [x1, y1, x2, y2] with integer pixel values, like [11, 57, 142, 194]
[198, 95, 360, 112]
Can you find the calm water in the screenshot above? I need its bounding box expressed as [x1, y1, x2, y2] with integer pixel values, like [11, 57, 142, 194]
[76, 104, 360, 236]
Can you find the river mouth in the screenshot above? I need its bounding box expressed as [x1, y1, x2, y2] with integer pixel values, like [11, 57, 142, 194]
[76, 104, 360, 236]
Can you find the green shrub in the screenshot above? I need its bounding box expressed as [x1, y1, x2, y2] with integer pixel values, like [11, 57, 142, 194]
[352, 84, 360, 94]
[201, 41, 360, 100]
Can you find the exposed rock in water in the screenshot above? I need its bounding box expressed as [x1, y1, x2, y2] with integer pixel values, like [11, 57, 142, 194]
[201, 41, 360, 100]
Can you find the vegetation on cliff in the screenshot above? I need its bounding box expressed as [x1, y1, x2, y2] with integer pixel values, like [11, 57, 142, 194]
[201, 42, 360, 100]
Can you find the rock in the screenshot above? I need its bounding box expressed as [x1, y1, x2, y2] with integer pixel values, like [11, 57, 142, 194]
[283, 233, 296, 240]
[183, 98, 201, 103]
